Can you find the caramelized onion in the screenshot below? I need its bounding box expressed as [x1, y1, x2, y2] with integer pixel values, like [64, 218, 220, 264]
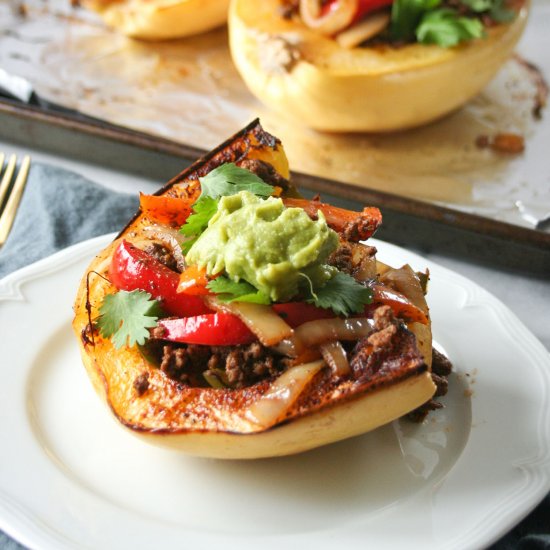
[350, 242, 377, 281]
[273, 317, 373, 358]
[245, 360, 325, 428]
[142, 226, 188, 271]
[300, 0, 358, 35]
[379, 264, 432, 367]
[320, 341, 350, 377]
[379, 265, 429, 314]
[206, 297, 293, 346]
[295, 317, 373, 348]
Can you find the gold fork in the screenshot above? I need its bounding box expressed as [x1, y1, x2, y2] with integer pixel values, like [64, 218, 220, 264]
[0, 154, 31, 246]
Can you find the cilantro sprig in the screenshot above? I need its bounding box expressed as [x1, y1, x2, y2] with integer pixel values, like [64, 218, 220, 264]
[199, 163, 274, 200]
[96, 290, 162, 349]
[304, 272, 373, 317]
[180, 196, 218, 254]
[390, 0, 440, 43]
[416, 8, 484, 47]
[207, 276, 271, 305]
[391, 0, 515, 47]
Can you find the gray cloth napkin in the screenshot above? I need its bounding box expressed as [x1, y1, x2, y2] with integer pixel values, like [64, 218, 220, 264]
[0, 162, 548, 549]
[0, 162, 138, 278]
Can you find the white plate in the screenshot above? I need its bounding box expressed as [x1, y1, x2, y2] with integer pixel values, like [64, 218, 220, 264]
[0, 234, 549, 550]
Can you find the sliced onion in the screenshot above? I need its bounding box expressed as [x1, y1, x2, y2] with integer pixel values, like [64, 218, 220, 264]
[274, 318, 374, 358]
[289, 348, 323, 366]
[350, 242, 377, 282]
[320, 341, 350, 377]
[300, 0, 358, 35]
[335, 11, 390, 49]
[245, 360, 325, 429]
[379, 265, 429, 314]
[142, 225, 188, 272]
[206, 297, 293, 347]
[294, 317, 374, 349]
[271, 336, 301, 358]
[379, 264, 432, 367]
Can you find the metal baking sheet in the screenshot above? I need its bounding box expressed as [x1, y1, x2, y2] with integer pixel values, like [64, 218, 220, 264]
[0, 0, 549, 273]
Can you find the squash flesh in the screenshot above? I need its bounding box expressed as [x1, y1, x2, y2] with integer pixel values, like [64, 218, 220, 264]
[84, 0, 230, 39]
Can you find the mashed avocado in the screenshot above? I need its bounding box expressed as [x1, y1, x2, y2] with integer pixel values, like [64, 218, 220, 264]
[185, 191, 339, 302]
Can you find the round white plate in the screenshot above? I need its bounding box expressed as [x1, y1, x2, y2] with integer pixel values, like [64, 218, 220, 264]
[0, 234, 549, 550]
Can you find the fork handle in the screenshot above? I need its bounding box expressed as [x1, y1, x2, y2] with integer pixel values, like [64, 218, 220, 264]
[0, 156, 31, 246]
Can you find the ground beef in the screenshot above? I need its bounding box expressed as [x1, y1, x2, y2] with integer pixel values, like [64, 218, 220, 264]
[329, 242, 354, 273]
[237, 158, 290, 190]
[328, 241, 377, 280]
[432, 347, 453, 377]
[143, 242, 179, 272]
[349, 306, 421, 381]
[160, 344, 212, 386]
[341, 215, 381, 243]
[133, 372, 150, 396]
[158, 341, 289, 388]
[407, 348, 453, 422]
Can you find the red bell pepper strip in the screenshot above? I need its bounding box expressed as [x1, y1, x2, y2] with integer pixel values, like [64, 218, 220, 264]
[139, 193, 194, 226]
[157, 313, 255, 346]
[109, 240, 211, 317]
[272, 302, 335, 326]
[371, 284, 428, 324]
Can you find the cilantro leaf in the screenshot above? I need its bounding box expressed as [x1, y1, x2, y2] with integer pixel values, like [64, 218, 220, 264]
[460, 0, 492, 11]
[96, 290, 162, 349]
[306, 272, 373, 317]
[180, 196, 218, 254]
[461, 0, 515, 21]
[391, 0, 441, 42]
[199, 163, 274, 200]
[416, 8, 484, 47]
[207, 276, 271, 305]
[488, 0, 515, 22]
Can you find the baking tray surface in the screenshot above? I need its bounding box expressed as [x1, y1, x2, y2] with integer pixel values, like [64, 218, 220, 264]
[0, 0, 548, 233]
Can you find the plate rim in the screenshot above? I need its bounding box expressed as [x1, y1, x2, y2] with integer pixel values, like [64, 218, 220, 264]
[1, 233, 549, 550]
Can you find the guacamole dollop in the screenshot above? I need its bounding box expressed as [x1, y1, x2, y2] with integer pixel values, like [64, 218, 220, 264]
[185, 191, 339, 302]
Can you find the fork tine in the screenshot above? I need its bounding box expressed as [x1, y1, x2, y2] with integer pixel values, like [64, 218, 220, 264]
[0, 154, 17, 211]
[0, 156, 31, 245]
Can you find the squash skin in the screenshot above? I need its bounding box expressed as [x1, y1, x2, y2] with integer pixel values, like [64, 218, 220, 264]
[228, 0, 529, 132]
[72, 120, 436, 458]
[84, 0, 230, 40]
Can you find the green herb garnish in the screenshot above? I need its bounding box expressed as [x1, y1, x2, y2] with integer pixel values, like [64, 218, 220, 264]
[180, 196, 219, 254]
[304, 272, 373, 317]
[487, 0, 516, 23]
[96, 290, 162, 349]
[207, 276, 271, 305]
[416, 8, 484, 47]
[391, 0, 514, 46]
[391, 0, 441, 42]
[198, 163, 274, 200]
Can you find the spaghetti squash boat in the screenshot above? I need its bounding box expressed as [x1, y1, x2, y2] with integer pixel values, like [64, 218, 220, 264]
[73, 120, 451, 459]
[83, 0, 230, 40]
[228, 0, 529, 132]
